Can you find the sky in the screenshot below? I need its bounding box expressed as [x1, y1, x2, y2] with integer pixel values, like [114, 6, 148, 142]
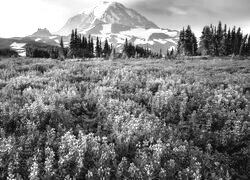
[0, 0, 249, 38]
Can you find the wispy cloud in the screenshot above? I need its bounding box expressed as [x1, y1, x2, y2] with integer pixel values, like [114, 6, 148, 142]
[131, 0, 250, 35]
[0, 0, 249, 37]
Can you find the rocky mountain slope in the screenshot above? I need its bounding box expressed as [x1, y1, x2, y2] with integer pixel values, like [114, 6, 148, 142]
[57, 1, 178, 54]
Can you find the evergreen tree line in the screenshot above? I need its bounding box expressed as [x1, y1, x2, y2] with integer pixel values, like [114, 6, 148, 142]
[67, 29, 163, 59]
[123, 38, 162, 58]
[26, 44, 59, 59]
[68, 29, 112, 58]
[177, 22, 250, 57]
[199, 21, 250, 56]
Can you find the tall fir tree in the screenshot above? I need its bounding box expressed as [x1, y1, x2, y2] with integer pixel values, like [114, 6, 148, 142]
[69, 30, 76, 58]
[184, 25, 193, 55]
[103, 39, 111, 58]
[90, 38, 94, 57]
[216, 21, 223, 49]
[59, 37, 65, 60]
[231, 26, 236, 55]
[60, 37, 64, 49]
[177, 28, 185, 55]
[69, 30, 74, 50]
[177, 26, 197, 56]
[123, 38, 129, 58]
[95, 37, 102, 57]
[191, 33, 198, 55]
[217, 22, 226, 56]
[199, 26, 212, 55]
[239, 35, 248, 56]
[246, 35, 250, 55]
[235, 27, 243, 55]
[226, 28, 232, 54]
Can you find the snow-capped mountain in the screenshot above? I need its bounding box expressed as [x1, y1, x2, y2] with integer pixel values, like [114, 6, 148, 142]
[4, 1, 178, 56]
[57, 1, 158, 35]
[57, 1, 178, 54]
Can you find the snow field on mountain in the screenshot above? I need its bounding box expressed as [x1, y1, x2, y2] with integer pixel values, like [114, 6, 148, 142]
[10, 42, 26, 56]
[85, 1, 113, 19]
[120, 28, 178, 41]
[101, 24, 112, 34]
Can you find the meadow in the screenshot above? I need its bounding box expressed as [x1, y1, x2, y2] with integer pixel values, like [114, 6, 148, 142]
[0, 57, 249, 179]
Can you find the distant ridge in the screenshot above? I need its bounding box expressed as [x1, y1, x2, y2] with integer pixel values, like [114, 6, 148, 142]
[31, 28, 52, 37]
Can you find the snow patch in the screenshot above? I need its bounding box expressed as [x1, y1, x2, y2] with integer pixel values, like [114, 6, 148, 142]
[49, 36, 57, 39]
[134, 39, 154, 45]
[153, 39, 177, 45]
[101, 24, 112, 34]
[120, 28, 177, 41]
[134, 39, 147, 45]
[85, 1, 113, 19]
[35, 38, 41, 42]
[154, 39, 167, 44]
[19, 51, 26, 57]
[55, 40, 60, 44]
[147, 41, 155, 45]
[10, 42, 26, 57]
[80, 26, 94, 34]
[166, 39, 177, 45]
[10, 42, 26, 50]
[168, 46, 176, 51]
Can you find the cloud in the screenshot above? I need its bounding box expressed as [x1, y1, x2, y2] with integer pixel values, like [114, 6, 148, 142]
[168, 7, 187, 15]
[0, 0, 249, 37]
[130, 0, 250, 34]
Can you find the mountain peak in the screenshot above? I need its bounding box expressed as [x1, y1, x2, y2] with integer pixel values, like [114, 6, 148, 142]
[57, 1, 158, 35]
[31, 28, 52, 37]
[83, 1, 113, 18]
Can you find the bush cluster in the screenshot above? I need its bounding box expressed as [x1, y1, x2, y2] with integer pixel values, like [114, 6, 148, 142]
[0, 58, 249, 179]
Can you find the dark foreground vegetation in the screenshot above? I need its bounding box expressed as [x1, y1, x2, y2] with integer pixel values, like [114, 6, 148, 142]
[0, 49, 18, 57]
[0, 57, 249, 179]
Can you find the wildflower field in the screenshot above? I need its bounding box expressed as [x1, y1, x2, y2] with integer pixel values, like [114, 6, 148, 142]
[0, 57, 249, 179]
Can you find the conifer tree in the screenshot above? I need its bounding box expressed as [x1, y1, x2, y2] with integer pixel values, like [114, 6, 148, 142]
[69, 30, 76, 58]
[170, 48, 174, 56]
[123, 38, 129, 57]
[159, 49, 162, 58]
[103, 39, 111, 58]
[226, 28, 232, 55]
[90, 38, 94, 57]
[235, 27, 243, 55]
[210, 26, 217, 56]
[99, 41, 102, 56]
[59, 37, 65, 60]
[60, 37, 64, 49]
[184, 25, 193, 55]
[177, 28, 185, 55]
[199, 26, 212, 55]
[246, 35, 250, 55]
[217, 22, 226, 56]
[95, 37, 101, 57]
[231, 26, 236, 55]
[177, 26, 197, 56]
[239, 35, 248, 56]
[191, 33, 198, 55]
[166, 49, 170, 58]
[217, 21, 223, 48]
